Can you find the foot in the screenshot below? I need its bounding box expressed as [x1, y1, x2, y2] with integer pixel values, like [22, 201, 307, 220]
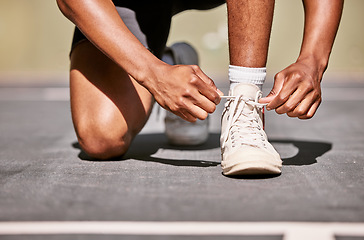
[163, 42, 209, 146]
[220, 83, 282, 175]
[165, 111, 209, 146]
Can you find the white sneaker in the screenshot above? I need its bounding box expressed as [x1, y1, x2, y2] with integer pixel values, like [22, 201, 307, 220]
[165, 111, 209, 145]
[163, 42, 209, 146]
[220, 83, 282, 175]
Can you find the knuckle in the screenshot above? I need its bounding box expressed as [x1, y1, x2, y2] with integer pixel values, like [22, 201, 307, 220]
[287, 111, 296, 118]
[190, 65, 199, 70]
[269, 89, 277, 97]
[207, 78, 215, 86]
[176, 97, 187, 109]
[275, 72, 284, 80]
[183, 88, 192, 97]
[189, 76, 199, 85]
[288, 71, 304, 81]
[295, 107, 306, 116]
[293, 71, 304, 79]
[284, 103, 295, 112]
[275, 108, 284, 115]
[276, 95, 286, 103]
[312, 89, 321, 98]
[303, 80, 314, 90]
[169, 105, 179, 113]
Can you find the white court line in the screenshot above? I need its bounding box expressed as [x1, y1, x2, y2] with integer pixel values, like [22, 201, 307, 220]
[0, 222, 364, 240]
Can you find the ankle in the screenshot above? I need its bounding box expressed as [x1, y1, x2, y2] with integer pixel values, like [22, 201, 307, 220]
[229, 65, 266, 91]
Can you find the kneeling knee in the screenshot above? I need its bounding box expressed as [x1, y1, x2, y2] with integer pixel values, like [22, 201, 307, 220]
[78, 131, 132, 160]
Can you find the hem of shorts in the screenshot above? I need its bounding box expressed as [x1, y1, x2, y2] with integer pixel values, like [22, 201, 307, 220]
[69, 39, 89, 59]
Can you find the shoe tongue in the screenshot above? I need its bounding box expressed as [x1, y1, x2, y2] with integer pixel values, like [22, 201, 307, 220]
[231, 83, 260, 99]
[230, 83, 261, 113]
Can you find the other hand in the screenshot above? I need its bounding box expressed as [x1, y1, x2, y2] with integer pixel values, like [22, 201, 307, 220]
[260, 58, 323, 119]
[147, 64, 222, 122]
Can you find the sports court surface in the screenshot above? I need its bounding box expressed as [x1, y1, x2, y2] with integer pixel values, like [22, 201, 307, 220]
[0, 76, 363, 240]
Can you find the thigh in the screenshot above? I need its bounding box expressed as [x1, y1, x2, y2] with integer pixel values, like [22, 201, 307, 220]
[72, 2, 173, 59]
[70, 41, 154, 150]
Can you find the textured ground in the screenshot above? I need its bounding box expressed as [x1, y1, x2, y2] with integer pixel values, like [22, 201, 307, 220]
[0, 79, 363, 240]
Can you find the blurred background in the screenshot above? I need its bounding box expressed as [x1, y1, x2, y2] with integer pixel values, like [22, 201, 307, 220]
[0, 0, 363, 86]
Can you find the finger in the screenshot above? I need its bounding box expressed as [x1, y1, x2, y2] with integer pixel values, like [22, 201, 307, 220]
[178, 89, 216, 116]
[175, 109, 197, 123]
[192, 93, 217, 114]
[167, 103, 197, 122]
[275, 87, 310, 115]
[173, 95, 209, 121]
[259, 94, 275, 104]
[186, 103, 209, 121]
[216, 88, 224, 97]
[286, 91, 319, 118]
[191, 66, 221, 104]
[267, 74, 298, 110]
[260, 72, 285, 106]
[298, 98, 321, 119]
[196, 82, 222, 106]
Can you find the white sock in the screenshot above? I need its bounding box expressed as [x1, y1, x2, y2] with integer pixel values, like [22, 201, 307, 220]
[229, 65, 266, 91]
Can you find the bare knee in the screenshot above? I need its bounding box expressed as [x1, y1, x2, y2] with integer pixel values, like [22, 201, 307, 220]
[76, 126, 132, 160]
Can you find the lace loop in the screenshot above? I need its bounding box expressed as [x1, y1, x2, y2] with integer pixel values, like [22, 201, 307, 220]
[221, 93, 267, 150]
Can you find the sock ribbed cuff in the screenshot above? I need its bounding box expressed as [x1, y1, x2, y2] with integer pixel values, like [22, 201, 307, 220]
[229, 65, 266, 86]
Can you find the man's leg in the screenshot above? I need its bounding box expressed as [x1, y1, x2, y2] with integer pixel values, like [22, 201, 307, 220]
[220, 0, 282, 175]
[227, 0, 274, 90]
[227, 0, 274, 67]
[70, 41, 154, 159]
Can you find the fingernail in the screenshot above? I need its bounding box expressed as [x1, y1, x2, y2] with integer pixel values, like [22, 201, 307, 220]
[217, 89, 224, 96]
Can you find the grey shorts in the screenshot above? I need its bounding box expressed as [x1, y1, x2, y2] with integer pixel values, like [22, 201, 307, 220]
[71, 0, 225, 58]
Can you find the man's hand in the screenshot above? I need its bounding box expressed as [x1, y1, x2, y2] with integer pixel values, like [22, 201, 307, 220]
[259, 0, 343, 120]
[260, 58, 322, 119]
[147, 64, 222, 122]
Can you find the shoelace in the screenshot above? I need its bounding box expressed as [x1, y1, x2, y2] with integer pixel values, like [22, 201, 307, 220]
[220, 93, 267, 150]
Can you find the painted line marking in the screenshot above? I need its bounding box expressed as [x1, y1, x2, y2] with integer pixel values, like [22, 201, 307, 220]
[0, 222, 363, 240]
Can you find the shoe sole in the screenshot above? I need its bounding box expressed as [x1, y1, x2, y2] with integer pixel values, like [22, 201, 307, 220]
[223, 160, 282, 176]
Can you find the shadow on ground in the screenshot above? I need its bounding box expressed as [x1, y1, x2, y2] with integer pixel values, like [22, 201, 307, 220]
[72, 133, 332, 168]
[275, 139, 332, 166]
[72, 133, 220, 167]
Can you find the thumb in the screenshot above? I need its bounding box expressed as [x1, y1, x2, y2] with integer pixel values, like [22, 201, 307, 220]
[259, 92, 276, 104]
[259, 73, 285, 104]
